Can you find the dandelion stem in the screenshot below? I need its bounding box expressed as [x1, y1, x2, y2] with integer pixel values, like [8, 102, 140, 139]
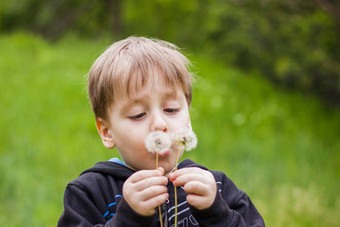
[174, 185, 178, 227]
[156, 153, 159, 169]
[156, 153, 163, 227]
[158, 206, 163, 227]
[174, 144, 183, 227]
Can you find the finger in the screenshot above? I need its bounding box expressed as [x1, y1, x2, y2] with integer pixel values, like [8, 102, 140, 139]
[172, 173, 208, 187]
[169, 167, 205, 181]
[140, 192, 169, 214]
[138, 185, 168, 201]
[186, 194, 211, 209]
[129, 169, 163, 183]
[131, 192, 169, 216]
[133, 176, 168, 191]
[183, 181, 209, 195]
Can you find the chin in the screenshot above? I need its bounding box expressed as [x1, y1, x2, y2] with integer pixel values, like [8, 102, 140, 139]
[163, 164, 176, 174]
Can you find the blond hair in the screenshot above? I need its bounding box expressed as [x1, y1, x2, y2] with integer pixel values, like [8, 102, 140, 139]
[88, 36, 194, 120]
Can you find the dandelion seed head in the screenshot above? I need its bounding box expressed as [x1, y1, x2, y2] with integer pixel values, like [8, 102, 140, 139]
[174, 128, 197, 151]
[145, 131, 172, 155]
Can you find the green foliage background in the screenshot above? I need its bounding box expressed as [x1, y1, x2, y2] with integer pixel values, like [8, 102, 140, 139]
[0, 0, 340, 226]
[1, 0, 339, 105]
[0, 33, 339, 226]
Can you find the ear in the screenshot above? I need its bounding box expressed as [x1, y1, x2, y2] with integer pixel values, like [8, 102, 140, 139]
[96, 118, 115, 149]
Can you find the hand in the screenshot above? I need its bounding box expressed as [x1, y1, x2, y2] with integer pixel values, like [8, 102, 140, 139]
[169, 167, 217, 210]
[123, 167, 169, 216]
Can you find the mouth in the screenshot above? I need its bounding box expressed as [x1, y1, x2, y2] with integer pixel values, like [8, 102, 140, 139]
[157, 150, 170, 157]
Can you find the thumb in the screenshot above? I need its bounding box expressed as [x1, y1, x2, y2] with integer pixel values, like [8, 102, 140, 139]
[156, 167, 164, 176]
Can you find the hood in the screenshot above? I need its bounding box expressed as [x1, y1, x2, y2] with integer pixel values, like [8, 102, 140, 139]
[80, 161, 135, 180]
[80, 159, 208, 179]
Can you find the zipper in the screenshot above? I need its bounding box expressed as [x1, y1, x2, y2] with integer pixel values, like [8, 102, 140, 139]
[161, 201, 168, 227]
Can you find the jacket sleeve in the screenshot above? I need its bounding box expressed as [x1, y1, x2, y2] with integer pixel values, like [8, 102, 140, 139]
[190, 172, 265, 227]
[57, 183, 155, 227]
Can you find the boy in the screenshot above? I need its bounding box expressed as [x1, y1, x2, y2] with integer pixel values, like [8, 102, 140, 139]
[58, 37, 265, 226]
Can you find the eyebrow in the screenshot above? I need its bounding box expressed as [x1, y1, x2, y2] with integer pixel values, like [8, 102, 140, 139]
[162, 91, 178, 100]
[120, 98, 144, 114]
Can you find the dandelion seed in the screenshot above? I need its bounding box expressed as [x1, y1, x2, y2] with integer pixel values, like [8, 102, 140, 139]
[173, 128, 197, 151]
[145, 131, 172, 155]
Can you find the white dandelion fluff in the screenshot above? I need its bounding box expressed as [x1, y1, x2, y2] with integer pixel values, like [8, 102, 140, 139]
[145, 131, 172, 155]
[173, 128, 197, 151]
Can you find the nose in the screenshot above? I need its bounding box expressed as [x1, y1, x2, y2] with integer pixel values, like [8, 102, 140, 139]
[150, 111, 168, 132]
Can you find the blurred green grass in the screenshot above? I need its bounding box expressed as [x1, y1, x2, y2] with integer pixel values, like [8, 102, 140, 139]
[0, 32, 339, 226]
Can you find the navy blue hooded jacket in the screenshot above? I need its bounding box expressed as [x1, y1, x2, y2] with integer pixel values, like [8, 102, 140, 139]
[58, 159, 265, 226]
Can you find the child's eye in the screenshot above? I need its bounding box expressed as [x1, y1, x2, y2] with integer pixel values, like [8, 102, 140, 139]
[164, 108, 180, 113]
[129, 112, 146, 120]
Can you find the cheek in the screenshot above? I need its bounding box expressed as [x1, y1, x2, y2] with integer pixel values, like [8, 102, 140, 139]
[169, 115, 191, 132]
[179, 111, 191, 127]
[116, 134, 147, 160]
[111, 124, 145, 148]
[125, 130, 147, 150]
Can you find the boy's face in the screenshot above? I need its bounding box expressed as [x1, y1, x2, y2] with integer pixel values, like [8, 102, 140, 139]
[101, 74, 191, 175]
